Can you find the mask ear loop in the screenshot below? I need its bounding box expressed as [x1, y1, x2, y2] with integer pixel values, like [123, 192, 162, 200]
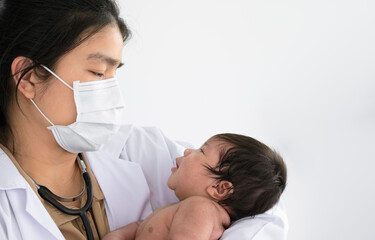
[30, 99, 55, 126]
[41, 64, 74, 90]
[29, 64, 74, 126]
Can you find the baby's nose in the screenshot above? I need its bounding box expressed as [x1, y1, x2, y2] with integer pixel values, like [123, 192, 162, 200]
[184, 148, 192, 156]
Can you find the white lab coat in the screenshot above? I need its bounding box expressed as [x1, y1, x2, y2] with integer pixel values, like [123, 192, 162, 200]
[0, 125, 288, 239]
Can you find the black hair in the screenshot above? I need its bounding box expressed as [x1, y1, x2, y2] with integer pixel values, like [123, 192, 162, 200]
[0, 0, 130, 149]
[206, 133, 287, 222]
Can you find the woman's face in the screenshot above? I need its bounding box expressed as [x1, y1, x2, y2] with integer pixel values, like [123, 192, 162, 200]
[32, 24, 124, 126]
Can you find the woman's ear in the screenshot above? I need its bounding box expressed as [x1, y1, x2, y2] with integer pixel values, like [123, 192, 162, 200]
[207, 180, 234, 201]
[11, 56, 36, 99]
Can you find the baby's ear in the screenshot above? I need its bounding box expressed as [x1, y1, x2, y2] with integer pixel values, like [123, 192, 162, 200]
[207, 180, 234, 201]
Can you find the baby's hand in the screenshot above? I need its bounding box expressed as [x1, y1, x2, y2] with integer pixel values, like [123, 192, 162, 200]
[103, 222, 142, 240]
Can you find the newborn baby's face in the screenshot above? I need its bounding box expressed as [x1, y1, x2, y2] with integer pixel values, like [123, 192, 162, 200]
[167, 140, 221, 201]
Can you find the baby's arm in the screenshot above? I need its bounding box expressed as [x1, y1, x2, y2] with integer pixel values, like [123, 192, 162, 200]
[102, 222, 141, 240]
[168, 196, 225, 240]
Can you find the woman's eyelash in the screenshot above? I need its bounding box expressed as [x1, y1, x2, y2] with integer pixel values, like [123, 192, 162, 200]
[200, 148, 205, 154]
[90, 71, 104, 77]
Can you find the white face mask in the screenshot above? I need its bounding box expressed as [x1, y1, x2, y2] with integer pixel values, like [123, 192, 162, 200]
[30, 65, 125, 153]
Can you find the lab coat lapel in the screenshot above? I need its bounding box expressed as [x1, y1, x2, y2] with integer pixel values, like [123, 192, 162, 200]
[86, 149, 153, 231]
[24, 186, 65, 239]
[7, 186, 64, 239]
[86, 125, 153, 230]
[0, 148, 64, 240]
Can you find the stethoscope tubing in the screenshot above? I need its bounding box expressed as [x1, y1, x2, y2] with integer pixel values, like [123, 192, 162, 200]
[38, 172, 94, 240]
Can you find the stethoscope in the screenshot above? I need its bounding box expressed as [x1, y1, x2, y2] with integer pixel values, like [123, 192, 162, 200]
[28, 156, 94, 240]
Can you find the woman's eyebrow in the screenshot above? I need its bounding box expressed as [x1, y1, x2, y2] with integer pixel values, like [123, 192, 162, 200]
[87, 53, 123, 68]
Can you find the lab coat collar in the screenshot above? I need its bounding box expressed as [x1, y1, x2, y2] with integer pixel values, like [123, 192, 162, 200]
[0, 146, 27, 190]
[0, 146, 64, 239]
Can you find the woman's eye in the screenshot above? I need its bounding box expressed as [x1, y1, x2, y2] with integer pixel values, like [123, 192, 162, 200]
[90, 71, 104, 78]
[200, 148, 205, 154]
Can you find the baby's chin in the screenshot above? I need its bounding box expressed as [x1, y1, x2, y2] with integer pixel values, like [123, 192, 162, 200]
[175, 195, 186, 201]
[167, 178, 175, 191]
[169, 189, 185, 201]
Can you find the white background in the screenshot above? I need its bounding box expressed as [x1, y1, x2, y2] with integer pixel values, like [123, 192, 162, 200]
[117, 1, 375, 239]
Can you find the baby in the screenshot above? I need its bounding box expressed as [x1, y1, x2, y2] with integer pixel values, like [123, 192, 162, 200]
[103, 133, 287, 240]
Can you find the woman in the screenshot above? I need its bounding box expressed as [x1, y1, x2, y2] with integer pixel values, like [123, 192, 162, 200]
[0, 0, 287, 239]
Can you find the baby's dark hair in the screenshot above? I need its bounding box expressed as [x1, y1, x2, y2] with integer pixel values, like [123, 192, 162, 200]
[205, 133, 287, 222]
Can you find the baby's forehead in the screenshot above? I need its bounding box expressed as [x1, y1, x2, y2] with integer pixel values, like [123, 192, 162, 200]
[204, 138, 233, 151]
